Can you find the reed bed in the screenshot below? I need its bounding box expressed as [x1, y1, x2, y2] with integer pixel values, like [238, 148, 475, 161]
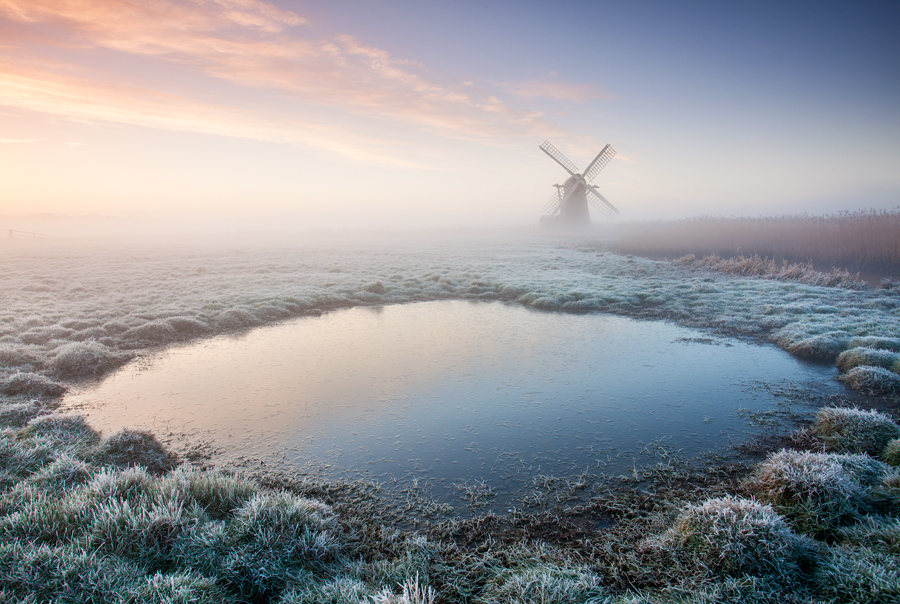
[606, 210, 900, 269]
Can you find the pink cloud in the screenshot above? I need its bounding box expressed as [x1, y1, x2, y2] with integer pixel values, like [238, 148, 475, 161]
[0, 55, 422, 165]
[0, 0, 565, 158]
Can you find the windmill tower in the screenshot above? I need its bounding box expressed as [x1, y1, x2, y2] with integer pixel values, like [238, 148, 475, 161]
[539, 140, 618, 228]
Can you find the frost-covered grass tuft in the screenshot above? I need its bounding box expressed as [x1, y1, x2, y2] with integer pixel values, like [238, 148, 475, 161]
[836, 347, 900, 373]
[165, 316, 212, 337]
[0, 372, 66, 398]
[0, 401, 48, 427]
[133, 571, 239, 604]
[21, 413, 100, 449]
[815, 545, 900, 604]
[370, 575, 436, 604]
[745, 450, 896, 536]
[217, 491, 339, 597]
[0, 429, 54, 479]
[837, 516, 900, 555]
[883, 440, 900, 467]
[648, 496, 814, 582]
[811, 407, 900, 455]
[215, 308, 261, 330]
[277, 576, 373, 604]
[48, 341, 130, 379]
[475, 564, 607, 604]
[0, 541, 144, 602]
[121, 321, 178, 347]
[0, 344, 40, 371]
[363, 280, 386, 294]
[93, 429, 177, 473]
[89, 493, 197, 566]
[848, 336, 900, 353]
[786, 333, 849, 362]
[838, 366, 900, 395]
[156, 466, 257, 520]
[25, 455, 94, 493]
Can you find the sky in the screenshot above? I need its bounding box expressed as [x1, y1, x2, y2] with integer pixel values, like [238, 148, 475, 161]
[0, 0, 898, 232]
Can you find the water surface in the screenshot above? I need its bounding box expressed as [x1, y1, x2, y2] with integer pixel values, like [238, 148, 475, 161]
[64, 300, 839, 502]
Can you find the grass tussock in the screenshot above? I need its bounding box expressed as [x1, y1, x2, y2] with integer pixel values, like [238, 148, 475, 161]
[48, 341, 131, 380]
[811, 407, 900, 456]
[815, 545, 900, 604]
[0, 401, 48, 427]
[608, 210, 900, 267]
[836, 516, 900, 555]
[473, 565, 606, 604]
[646, 496, 815, 583]
[784, 333, 849, 362]
[93, 429, 177, 474]
[849, 336, 900, 353]
[21, 413, 100, 450]
[838, 366, 900, 395]
[744, 450, 897, 537]
[883, 440, 900, 466]
[836, 347, 900, 373]
[0, 371, 66, 398]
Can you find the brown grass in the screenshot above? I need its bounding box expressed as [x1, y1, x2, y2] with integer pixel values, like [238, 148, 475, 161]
[606, 210, 900, 268]
[673, 253, 868, 289]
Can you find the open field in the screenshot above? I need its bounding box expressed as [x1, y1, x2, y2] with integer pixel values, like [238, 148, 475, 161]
[1, 232, 899, 602]
[604, 210, 900, 274]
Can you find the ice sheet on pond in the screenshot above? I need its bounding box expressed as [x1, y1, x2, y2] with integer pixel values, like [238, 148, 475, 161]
[63, 300, 841, 502]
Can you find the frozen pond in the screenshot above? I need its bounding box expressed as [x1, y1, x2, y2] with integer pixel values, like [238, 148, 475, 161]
[64, 300, 840, 502]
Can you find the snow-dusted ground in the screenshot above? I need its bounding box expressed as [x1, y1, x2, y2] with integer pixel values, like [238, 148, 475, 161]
[1, 232, 898, 388]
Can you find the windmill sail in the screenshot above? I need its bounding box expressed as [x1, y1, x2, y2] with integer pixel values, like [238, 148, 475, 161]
[539, 140, 579, 177]
[582, 144, 616, 182]
[586, 187, 618, 217]
[543, 178, 579, 215]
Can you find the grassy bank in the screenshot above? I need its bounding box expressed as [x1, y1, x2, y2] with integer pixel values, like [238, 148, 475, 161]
[2, 236, 900, 601]
[1, 389, 899, 602]
[604, 210, 900, 272]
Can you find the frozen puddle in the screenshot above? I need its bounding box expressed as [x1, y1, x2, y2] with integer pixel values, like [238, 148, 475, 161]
[64, 300, 839, 502]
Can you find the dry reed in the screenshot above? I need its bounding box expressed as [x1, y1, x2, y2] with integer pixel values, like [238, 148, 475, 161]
[607, 210, 900, 268]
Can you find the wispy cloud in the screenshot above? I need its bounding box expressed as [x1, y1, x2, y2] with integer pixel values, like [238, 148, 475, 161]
[0, 137, 39, 143]
[0, 0, 564, 162]
[501, 77, 611, 103]
[0, 56, 421, 165]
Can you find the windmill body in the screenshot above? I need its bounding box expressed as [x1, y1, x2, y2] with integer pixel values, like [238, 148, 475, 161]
[539, 140, 618, 228]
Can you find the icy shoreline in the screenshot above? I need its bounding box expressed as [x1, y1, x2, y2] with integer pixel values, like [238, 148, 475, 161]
[2, 234, 898, 391]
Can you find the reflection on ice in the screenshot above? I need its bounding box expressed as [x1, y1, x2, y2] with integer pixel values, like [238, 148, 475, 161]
[64, 300, 840, 501]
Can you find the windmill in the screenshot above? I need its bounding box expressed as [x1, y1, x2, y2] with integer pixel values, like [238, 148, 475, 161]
[539, 140, 618, 228]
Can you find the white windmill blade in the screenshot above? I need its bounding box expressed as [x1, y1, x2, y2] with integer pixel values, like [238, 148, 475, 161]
[543, 179, 580, 215]
[586, 186, 619, 217]
[582, 144, 616, 183]
[543, 191, 563, 215]
[539, 140, 579, 177]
